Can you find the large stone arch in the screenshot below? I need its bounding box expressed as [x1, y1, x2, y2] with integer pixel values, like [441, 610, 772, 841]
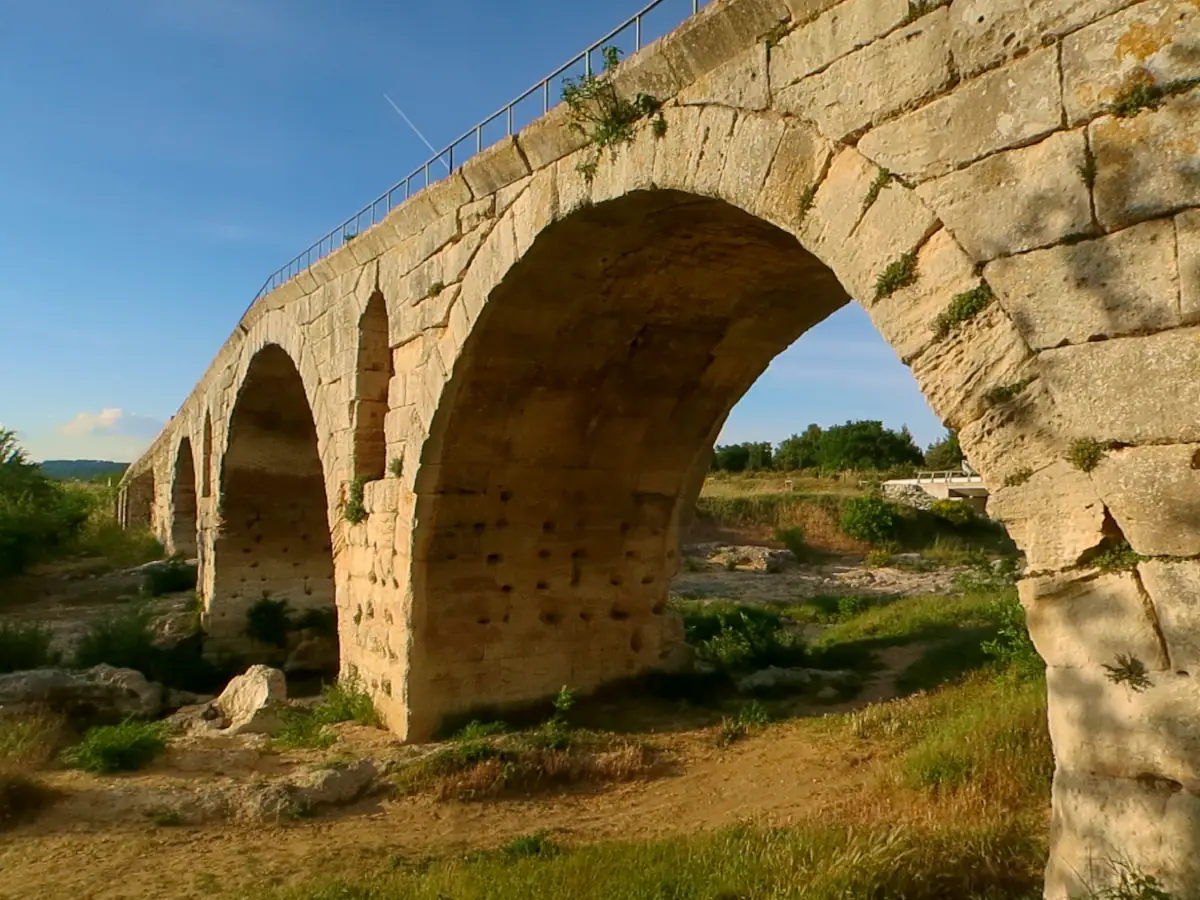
[206, 343, 337, 651]
[168, 436, 198, 558]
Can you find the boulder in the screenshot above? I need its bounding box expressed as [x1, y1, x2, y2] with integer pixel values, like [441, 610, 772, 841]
[0, 664, 163, 724]
[736, 667, 814, 693]
[882, 482, 935, 510]
[214, 665, 288, 736]
[283, 633, 339, 674]
[290, 759, 378, 808]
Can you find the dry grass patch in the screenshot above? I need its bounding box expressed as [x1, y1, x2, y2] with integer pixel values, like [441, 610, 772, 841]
[0, 709, 69, 828]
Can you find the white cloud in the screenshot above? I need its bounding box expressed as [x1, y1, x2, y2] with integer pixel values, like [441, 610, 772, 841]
[58, 408, 163, 440]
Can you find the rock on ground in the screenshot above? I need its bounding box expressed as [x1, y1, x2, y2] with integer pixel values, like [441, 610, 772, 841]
[214, 665, 288, 736]
[0, 664, 163, 724]
[881, 483, 936, 510]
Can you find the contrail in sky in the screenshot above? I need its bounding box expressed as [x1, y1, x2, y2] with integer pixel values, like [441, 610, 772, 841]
[383, 94, 451, 171]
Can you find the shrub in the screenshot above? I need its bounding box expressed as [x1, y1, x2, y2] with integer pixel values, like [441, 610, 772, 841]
[344, 476, 369, 525]
[682, 603, 806, 673]
[315, 677, 381, 728]
[1067, 438, 1110, 473]
[500, 832, 559, 861]
[980, 591, 1043, 680]
[1092, 540, 1143, 573]
[929, 499, 975, 527]
[874, 251, 918, 300]
[773, 526, 807, 560]
[72, 607, 225, 693]
[141, 558, 197, 596]
[245, 596, 293, 648]
[62, 720, 168, 773]
[931, 284, 994, 340]
[863, 548, 893, 568]
[0, 621, 59, 674]
[717, 700, 772, 747]
[839, 496, 901, 545]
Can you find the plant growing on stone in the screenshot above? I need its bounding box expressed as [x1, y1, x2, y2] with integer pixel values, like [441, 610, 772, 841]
[1003, 468, 1033, 488]
[1077, 143, 1097, 189]
[562, 45, 664, 184]
[344, 475, 369, 525]
[983, 377, 1034, 407]
[902, 0, 949, 25]
[874, 252, 918, 301]
[1103, 654, 1152, 693]
[388, 456, 404, 478]
[426, 281, 445, 299]
[932, 284, 993, 340]
[1067, 439, 1111, 473]
[316, 675, 381, 728]
[62, 720, 169, 774]
[1109, 72, 1200, 118]
[797, 184, 817, 224]
[1083, 860, 1176, 900]
[861, 168, 891, 215]
[1092, 541, 1144, 574]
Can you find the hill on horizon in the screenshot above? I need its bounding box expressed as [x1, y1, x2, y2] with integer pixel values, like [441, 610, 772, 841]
[38, 459, 129, 481]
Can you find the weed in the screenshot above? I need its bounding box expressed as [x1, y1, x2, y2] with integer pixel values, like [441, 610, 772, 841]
[774, 526, 807, 561]
[563, 45, 663, 182]
[453, 720, 509, 741]
[718, 700, 771, 747]
[1004, 468, 1034, 488]
[862, 168, 891, 215]
[575, 158, 599, 184]
[903, 0, 949, 25]
[273, 707, 338, 751]
[145, 807, 185, 827]
[500, 831, 559, 861]
[874, 251, 918, 301]
[426, 281, 445, 298]
[1078, 143, 1097, 189]
[527, 686, 577, 751]
[980, 592, 1044, 680]
[652, 115, 668, 139]
[863, 548, 893, 568]
[763, 20, 791, 49]
[315, 677, 381, 728]
[930, 499, 975, 527]
[0, 621, 59, 674]
[953, 556, 1020, 595]
[1110, 73, 1200, 118]
[1067, 438, 1111, 473]
[1103, 654, 1152, 692]
[797, 184, 817, 224]
[932, 283, 994, 340]
[388, 457, 404, 478]
[245, 595, 292, 648]
[63, 720, 168, 773]
[141, 557, 197, 596]
[1085, 861, 1176, 900]
[1091, 541, 1143, 574]
[681, 602, 807, 673]
[983, 377, 1034, 407]
[344, 475, 369, 525]
[840, 496, 901, 545]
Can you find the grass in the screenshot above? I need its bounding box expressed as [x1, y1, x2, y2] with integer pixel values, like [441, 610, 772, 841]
[874, 251, 918, 301]
[344, 476, 369, 525]
[1068, 438, 1111, 473]
[315, 677, 382, 728]
[274, 707, 339, 751]
[62, 719, 168, 773]
[0, 620, 60, 673]
[932, 284, 994, 340]
[252, 819, 1046, 900]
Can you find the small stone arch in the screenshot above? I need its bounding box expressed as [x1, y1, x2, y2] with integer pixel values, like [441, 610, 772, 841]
[200, 412, 213, 498]
[121, 469, 156, 530]
[169, 437, 198, 558]
[352, 291, 393, 480]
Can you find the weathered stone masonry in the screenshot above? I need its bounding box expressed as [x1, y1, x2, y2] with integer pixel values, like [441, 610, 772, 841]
[121, 0, 1200, 894]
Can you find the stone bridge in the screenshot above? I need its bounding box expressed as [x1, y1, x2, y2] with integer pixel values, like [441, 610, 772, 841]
[119, 0, 1199, 893]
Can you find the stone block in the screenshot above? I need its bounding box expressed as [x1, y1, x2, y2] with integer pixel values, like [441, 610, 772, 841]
[495, 176, 531, 216]
[459, 197, 494, 233]
[914, 130, 1093, 261]
[867, 229, 979, 364]
[1139, 559, 1200, 670]
[909, 302, 1031, 430]
[989, 461, 1107, 570]
[949, 0, 1138, 79]
[1091, 444, 1200, 558]
[780, 0, 841, 22]
[1045, 767, 1200, 899]
[858, 46, 1063, 182]
[718, 113, 786, 211]
[838, 181, 939, 303]
[769, 0, 909, 90]
[959, 376, 1067, 482]
[652, 105, 737, 195]
[590, 120, 660, 204]
[461, 137, 532, 198]
[751, 120, 832, 230]
[1091, 93, 1200, 231]
[1062, 0, 1200, 125]
[774, 10, 953, 142]
[1020, 570, 1164, 668]
[985, 219, 1181, 349]
[1182, 209, 1200, 322]
[1038, 328, 1200, 444]
[678, 42, 769, 110]
[798, 146, 877, 254]
[516, 104, 589, 172]
[656, 0, 783, 87]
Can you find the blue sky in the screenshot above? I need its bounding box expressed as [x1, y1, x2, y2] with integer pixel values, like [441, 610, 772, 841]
[0, 0, 945, 463]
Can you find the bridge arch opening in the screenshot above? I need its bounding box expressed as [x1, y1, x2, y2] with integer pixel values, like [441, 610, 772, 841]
[209, 343, 337, 677]
[408, 190, 854, 735]
[122, 469, 155, 531]
[200, 412, 213, 498]
[353, 291, 393, 480]
[169, 437, 198, 558]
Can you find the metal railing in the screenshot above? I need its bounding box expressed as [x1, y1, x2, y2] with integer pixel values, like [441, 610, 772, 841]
[913, 471, 985, 484]
[249, 0, 708, 310]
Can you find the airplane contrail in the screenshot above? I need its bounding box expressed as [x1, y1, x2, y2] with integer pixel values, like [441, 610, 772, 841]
[384, 94, 451, 171]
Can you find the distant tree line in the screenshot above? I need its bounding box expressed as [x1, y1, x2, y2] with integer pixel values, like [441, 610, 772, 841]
[710, 421, 964, 474]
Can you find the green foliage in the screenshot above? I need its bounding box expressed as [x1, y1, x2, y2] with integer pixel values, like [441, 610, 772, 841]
[344, 475, 369, 525]
[500, 832, 559, 861]
[682, 603, 806, 673]
[0, 429, 92, 576]
[874, 251, 918, 300]
[274, 707, 338, 750]
[710, 441, 773, 473]
[816, 421, 924, 473]
[773, 526, 807, 560]
[932, 283, 994, 340]
[73, 606, 225, 693]
[1078, 143, 1098, 188]
[903, 0, 949, 24]
[983, 377, 1034, 407]
[245, 596, 293, 648]
[774, 423, 824, 470]
[1085, 863, 1176, 900]
[1004, 468, 1033, 488]
[426, 281, 445, 298]
[923, 428, 963, 471]
[1092, 540, 1144, 574]
[839, 496, 901, 545]
[62, 720, 168, 773]
[953, 555, 1020, 595]
[1067, 438, 1110, 473]
[315, 677, 381, 728]
[0, 621, 59, 674]
[37, 460, 128, 481]
[389, 457, 404, 478]
[862, 168, 892, 214]
[980, 591, 1044, 680]
[1103, 654, 1152, 692]
[141, 558, 197, 597]
[1110, 74, 1200, 118]
[930, 499, 975, 527]
[562, 45, 663, 183]
[453, 720, 509, 741]
[718, 699, 772, 746]
[863, 548, 893, 568]
[797, 184, 817, 224]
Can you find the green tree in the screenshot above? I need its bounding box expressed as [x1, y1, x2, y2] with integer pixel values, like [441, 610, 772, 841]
[775, 424, 823, 470]
[0, 429, 90, 576]
[816, 420, 924, 472]
[924, 428, 964, 471]
[712, 442, 773, 473]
